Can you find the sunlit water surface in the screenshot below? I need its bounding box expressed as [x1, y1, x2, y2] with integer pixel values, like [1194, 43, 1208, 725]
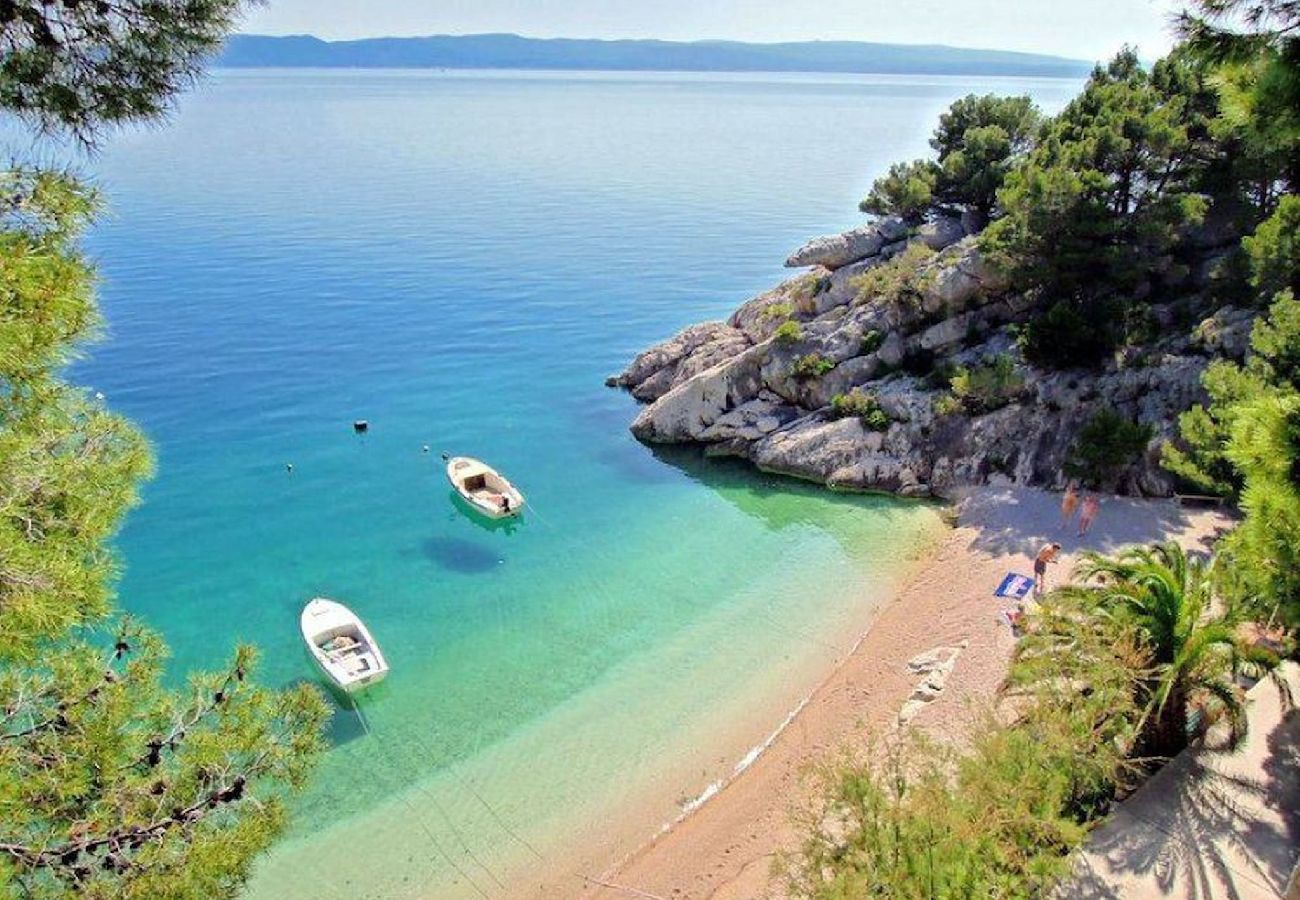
[44, 69, 1082, 897]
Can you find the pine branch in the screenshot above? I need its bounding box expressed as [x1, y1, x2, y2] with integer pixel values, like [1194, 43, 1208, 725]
[0, 629, 133, 742]
[131, 655, 247, 770]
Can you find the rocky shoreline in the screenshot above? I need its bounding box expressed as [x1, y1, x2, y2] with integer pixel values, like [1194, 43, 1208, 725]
[609, 216, 1255, 499]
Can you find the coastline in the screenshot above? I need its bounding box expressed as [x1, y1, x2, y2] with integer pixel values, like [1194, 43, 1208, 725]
[571, 485, 1236, 900]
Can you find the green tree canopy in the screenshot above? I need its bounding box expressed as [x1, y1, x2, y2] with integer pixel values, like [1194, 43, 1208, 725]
[1165, 291, 1300, 626]
[1178, 0, 1300, 191]
[858, 159, 936, 224]
[929, 93, 1040, 223]
[1064, 542, 1265, 757]
[0, 0, 246, 146]
[859, 93, 1040, 225]
[983, 49, 1213, 303]
[1243, 193, 1300, 299]
[1, 2, 330, 897]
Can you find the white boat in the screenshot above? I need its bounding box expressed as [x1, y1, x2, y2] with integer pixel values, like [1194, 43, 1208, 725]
[445, 455, 525, 519]
[300, 598, 389, 693]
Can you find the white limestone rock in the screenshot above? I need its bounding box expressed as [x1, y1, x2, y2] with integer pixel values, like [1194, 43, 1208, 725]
[919, 216, 966, 251]
[785, 225, 886, 270]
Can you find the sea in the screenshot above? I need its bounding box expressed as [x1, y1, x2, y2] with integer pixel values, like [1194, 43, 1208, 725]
[38, 68, 1082, 897]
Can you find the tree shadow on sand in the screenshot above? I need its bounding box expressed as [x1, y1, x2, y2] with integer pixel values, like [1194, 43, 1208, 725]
[955, 486, 1235, 562]
[1064, 673, 1300, 899]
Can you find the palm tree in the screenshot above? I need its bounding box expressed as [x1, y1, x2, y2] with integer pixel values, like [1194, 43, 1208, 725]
[1066, 541, 1264, 759]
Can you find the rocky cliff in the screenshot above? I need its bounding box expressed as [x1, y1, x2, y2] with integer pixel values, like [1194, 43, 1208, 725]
[609, 217, 1255, 499]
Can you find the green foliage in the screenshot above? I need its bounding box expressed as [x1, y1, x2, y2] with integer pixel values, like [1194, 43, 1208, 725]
[1164, 291, 1300, 495]
[760, 301, 794, 321]
[858, 160, 936, 224]
[851, 243, 936, 309]
[790, 273, 831, 315]
[0, 0, 250, 147]
[790, 729, 1086, 899]
[794, 273, 831, 298]
[829, 389, 889, 431]
[0, 172, 153, 657]
[0, 625, 328, 897]
[0, 388, 152, 657]
[1178, 0, 1300, 193]
[858, 329, 883, 355]
[930, 93, 1041, 221]
[1243, 194, 1300, 300]
[987, 50, 1212, 302]
[0, 170, 99, 385]
[1066, 408, 1154, 489]
[1163, 360, 1267, 495]
[789, 591, 1146, 899]
[931, 392, 963, 417]
[1164, 287, 1300, 629]
[860, 93, 1040, 224]
[1219, 390, 1300, 629]
[947, 353, 1025, 414]
[1016, 300, 1121, 370]
[790, 353, 836, 381]
[772, 320, 803, 345]
[0, 5, 328, 896]
[1064, 543, 1267, 756]
[1247, 289, 1300, 387]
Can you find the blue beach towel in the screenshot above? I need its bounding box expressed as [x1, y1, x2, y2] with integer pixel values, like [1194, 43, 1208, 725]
[994, 572, 1035, 599]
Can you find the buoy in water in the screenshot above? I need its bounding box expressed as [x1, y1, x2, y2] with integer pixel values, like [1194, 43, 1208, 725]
[422, 444, 430, 453]
[353, 420, 369, 434]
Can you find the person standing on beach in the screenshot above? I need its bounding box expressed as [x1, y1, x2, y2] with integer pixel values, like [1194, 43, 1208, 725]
[1060, 483, 1080, 527]
[1079, 495, 1101, 536]
[1033, 542, 1062, 598]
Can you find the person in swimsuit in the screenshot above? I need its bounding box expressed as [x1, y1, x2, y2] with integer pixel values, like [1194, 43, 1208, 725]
[1078, 495, 1101, 536]
[1060, 483, 1080, 527]
[1033, 542, 1062, 598]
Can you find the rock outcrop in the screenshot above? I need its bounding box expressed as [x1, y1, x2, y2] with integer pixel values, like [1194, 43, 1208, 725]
[611, 220, 1255, 499]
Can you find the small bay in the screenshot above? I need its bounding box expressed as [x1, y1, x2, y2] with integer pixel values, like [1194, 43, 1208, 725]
[67, 68, 1081, 897]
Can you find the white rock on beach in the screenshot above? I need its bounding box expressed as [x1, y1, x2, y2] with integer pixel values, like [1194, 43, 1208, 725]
[906, 646, 962, 675]
[898, 699, 929, 725]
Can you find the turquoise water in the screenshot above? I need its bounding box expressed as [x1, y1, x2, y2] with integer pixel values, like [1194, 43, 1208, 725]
[58, 70, 1081, 897]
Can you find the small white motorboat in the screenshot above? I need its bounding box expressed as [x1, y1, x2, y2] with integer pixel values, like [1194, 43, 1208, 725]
[300, 598, 389, 693]
[445, 455, 525, 519]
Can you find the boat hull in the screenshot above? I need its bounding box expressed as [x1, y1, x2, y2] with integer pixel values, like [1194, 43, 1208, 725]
[300, 598, 389, 693]
[445, 456, 525, 519]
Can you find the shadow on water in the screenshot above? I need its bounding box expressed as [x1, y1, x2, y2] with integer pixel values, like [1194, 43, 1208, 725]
[418, 535, 504, 573]
[283, 676, 376, 749]
[593, 438, 686, 486]
[446, 489, 524, 535]
[644, 443, 939, 531]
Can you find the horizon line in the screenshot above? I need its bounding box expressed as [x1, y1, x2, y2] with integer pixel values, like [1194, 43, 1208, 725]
[230, 31, 1094, 65]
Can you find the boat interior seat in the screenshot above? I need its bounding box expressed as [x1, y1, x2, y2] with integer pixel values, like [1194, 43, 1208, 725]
[344, 655, 372, 674]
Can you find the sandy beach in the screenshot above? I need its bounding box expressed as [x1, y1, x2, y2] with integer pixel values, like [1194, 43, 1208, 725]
[571, 485, 1236, 900]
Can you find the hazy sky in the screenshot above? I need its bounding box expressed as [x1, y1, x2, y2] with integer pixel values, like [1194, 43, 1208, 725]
[239, 1, 1185, 62]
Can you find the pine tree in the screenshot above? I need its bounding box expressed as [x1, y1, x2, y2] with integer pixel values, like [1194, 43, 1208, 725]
[1, 4, 328, 898]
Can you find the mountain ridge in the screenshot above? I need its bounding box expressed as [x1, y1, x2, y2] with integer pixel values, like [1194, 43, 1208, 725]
[217, 33, 1093, 77]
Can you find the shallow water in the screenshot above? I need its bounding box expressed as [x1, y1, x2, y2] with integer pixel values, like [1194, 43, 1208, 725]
[60, 69, 1081, 896]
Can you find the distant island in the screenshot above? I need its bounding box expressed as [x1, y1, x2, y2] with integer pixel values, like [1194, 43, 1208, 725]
[216, 33, 1093, 78]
